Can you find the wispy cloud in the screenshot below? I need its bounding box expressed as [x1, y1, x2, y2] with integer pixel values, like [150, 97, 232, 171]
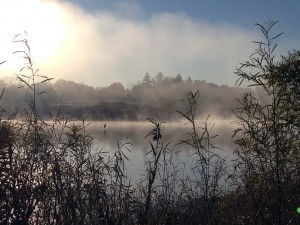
[0, 0, 277, 87]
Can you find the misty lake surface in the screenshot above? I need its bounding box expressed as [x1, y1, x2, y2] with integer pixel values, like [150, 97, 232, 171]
[85, 120, 238, 183]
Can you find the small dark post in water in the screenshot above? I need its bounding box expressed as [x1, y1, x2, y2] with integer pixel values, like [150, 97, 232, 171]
[104, 123, 106, 134]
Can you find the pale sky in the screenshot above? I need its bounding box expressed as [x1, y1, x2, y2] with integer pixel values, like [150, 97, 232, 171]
[0, 0, 299, 87]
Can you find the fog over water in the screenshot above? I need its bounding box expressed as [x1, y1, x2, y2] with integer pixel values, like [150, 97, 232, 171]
[86, 120, 239, 183]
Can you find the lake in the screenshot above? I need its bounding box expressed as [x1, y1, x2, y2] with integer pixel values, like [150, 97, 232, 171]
[85, 119, 239, 184]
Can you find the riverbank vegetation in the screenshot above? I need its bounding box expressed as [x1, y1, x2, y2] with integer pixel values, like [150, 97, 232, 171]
[1, 21, 300, 224]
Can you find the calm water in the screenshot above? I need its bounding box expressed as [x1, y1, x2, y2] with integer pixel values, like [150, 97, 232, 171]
[85, 120, 238, 183]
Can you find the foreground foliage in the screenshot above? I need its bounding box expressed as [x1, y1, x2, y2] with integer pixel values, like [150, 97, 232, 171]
[230, 21, 300, 224]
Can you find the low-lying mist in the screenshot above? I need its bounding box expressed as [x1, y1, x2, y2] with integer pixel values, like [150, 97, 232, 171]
[0, 73, 254, 121]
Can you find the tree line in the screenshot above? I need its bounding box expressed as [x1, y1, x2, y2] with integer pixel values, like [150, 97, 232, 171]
[0, 72, 249, 121]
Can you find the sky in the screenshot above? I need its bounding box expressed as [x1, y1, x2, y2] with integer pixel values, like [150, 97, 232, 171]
[0, 0, 299, 88]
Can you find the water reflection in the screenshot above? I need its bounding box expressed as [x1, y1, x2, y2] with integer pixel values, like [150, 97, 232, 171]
[86, 120, 239, 183]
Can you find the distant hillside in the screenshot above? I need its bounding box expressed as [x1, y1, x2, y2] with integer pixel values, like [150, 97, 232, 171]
[0, 73, 253, 121]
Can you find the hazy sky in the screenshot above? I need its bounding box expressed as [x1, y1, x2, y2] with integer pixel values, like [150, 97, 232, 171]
[0, 0, 299, 87]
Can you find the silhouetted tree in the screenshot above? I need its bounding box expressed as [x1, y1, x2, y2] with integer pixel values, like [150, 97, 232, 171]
[174, 73, 183, 83]
[143, 72, 152, 85]
[154, 72, 164, 84]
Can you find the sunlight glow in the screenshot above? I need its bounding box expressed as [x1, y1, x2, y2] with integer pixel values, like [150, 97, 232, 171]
[0, 0, 262, 87]
[0, 0, 70, 72]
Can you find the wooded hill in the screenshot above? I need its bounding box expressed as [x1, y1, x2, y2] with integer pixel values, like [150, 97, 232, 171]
[0, 73, 252, 121]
